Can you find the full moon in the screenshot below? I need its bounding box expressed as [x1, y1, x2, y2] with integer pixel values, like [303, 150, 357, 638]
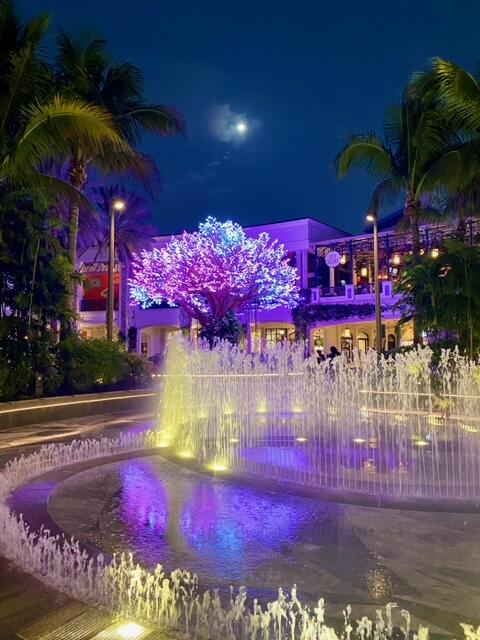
[236, 120, 248, 134]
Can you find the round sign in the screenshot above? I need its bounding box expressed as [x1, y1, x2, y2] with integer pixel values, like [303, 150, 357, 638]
[325, 251, 341, 268]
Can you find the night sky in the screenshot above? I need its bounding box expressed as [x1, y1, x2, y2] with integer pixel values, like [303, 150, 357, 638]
[21, 0, 480, 235]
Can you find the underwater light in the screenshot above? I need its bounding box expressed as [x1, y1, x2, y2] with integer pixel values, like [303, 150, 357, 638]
[414, 439, 429, 447]
[177, 450, 195, 459]
[115, 622, 147, 639]
[207, 462, 228, 472]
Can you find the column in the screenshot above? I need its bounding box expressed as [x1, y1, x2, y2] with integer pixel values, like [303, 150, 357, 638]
[329, 267, 335, 288]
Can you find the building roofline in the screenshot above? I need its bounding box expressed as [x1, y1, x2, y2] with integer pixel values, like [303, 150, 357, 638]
[152, 216, 351, 241]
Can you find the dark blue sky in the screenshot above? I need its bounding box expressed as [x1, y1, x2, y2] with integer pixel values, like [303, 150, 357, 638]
[22, 0, 480, 234]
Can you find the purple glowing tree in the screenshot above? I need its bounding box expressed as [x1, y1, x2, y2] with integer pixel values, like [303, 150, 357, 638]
[129, 217, 299, 339]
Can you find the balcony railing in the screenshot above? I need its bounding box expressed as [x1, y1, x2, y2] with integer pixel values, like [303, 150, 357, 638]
[310, 281, 395, 304]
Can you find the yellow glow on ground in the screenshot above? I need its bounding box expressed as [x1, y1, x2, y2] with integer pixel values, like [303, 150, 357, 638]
[177, 450, 195, 459]
[257, 402, 267, 413]
[295, 436, 307, 442]
[229, 437, 240, 443]
[292, 405, 303, 414]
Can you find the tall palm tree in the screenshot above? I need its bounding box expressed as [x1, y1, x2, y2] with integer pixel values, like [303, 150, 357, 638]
[77, 184, 156, 338]
[335, 82, 479, 342]
[0, 2, 128, 203]
[432, 58, 480, 237]
[82, 184, 156, 262]
[54, 33, 185, 308]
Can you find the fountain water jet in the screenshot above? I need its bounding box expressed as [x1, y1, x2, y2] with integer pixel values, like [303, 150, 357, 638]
[160, 338, 480, 504]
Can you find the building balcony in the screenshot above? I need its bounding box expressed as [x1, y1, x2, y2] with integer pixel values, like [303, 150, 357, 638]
[310, 281, 399, 305]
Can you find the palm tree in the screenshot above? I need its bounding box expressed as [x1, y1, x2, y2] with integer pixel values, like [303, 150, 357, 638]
[54, 33, 186, 309]
[85, 184, 156, 263]
[79, 184, 156, 339]
[335, 82, 479, 342]
[0, 2, 127, 203]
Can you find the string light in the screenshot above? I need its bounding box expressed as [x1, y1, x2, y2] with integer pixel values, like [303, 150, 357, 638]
[130, 217, 299, 322]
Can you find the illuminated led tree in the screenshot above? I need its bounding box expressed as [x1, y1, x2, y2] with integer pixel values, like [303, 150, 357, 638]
[130, 217, 299, 339]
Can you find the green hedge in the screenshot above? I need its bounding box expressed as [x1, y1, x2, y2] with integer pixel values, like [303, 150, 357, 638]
[0, 334, 152, 401]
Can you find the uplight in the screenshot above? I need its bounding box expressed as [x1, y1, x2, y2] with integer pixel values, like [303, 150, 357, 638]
[295, 436, 308, 443]
[177, 450, 195, 459]
[353, 437, 366, 444]
[207, 462, 228, 472]
[414, 439, 429, 447]
[116, 622, 147, 639]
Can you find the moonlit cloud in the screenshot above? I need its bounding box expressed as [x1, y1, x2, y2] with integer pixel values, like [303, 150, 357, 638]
[209, 103, 260, 143]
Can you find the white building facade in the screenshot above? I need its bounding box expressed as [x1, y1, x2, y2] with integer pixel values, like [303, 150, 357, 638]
[77, 215, 414, 358]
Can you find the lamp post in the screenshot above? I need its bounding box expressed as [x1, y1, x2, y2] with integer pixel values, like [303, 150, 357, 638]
[366, 211, 382, 354]
[107, 199, 126, 341]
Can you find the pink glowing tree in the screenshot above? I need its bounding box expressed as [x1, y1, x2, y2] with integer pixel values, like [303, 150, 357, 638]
[129, 217, 299, 330]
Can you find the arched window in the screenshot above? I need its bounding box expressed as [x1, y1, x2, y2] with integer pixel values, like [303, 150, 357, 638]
[357, 331, 369, 354]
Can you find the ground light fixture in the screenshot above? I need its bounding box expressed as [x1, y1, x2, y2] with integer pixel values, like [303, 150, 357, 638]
[295, 436, 308, 443]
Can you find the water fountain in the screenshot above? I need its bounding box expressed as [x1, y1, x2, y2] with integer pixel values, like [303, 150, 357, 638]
[0, 339, 479, 638]
[160, 338, 480, 504]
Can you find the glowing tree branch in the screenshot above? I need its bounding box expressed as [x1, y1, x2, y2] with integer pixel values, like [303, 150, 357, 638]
[129, 217, 299, 325]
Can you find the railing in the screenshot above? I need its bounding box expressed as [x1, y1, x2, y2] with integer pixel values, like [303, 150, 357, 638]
[310, 281, 395, 304]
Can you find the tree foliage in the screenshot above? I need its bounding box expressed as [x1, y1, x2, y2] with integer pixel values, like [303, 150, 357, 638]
[396, 239, 480, 356]
[130, 217, 299, 333]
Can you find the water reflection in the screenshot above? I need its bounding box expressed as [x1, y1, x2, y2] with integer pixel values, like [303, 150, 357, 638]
[111, 457, 379, 596]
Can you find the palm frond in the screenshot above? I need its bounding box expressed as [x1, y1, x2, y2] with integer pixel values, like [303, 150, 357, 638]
[368, 176, 402, 214]
[119, 103, 187, 145]
[433, 57, 480, 104]
[6, 95, 126, 182]
[335, 135, 393, 179]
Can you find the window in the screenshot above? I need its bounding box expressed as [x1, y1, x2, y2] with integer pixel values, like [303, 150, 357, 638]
[141, 333, 148, 356]
[357, 331, 369, 354]
[265, 328, 288, 346]
[387, 333, 396, 351]
[312, 329, 324, 351]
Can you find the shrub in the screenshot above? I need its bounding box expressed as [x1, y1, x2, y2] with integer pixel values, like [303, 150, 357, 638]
[59, 337, 129, 393]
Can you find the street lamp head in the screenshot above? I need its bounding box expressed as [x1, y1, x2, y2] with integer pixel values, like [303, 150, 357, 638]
[366, 212, 376, 223]
[113, 199, 126, 212]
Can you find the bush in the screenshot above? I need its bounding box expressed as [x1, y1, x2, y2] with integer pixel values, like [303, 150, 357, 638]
[59, 337, 129, 393]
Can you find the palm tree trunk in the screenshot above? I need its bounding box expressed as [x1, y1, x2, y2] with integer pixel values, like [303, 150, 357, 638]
[405, 194, 422, 345]
[66, 158, 87, 329]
